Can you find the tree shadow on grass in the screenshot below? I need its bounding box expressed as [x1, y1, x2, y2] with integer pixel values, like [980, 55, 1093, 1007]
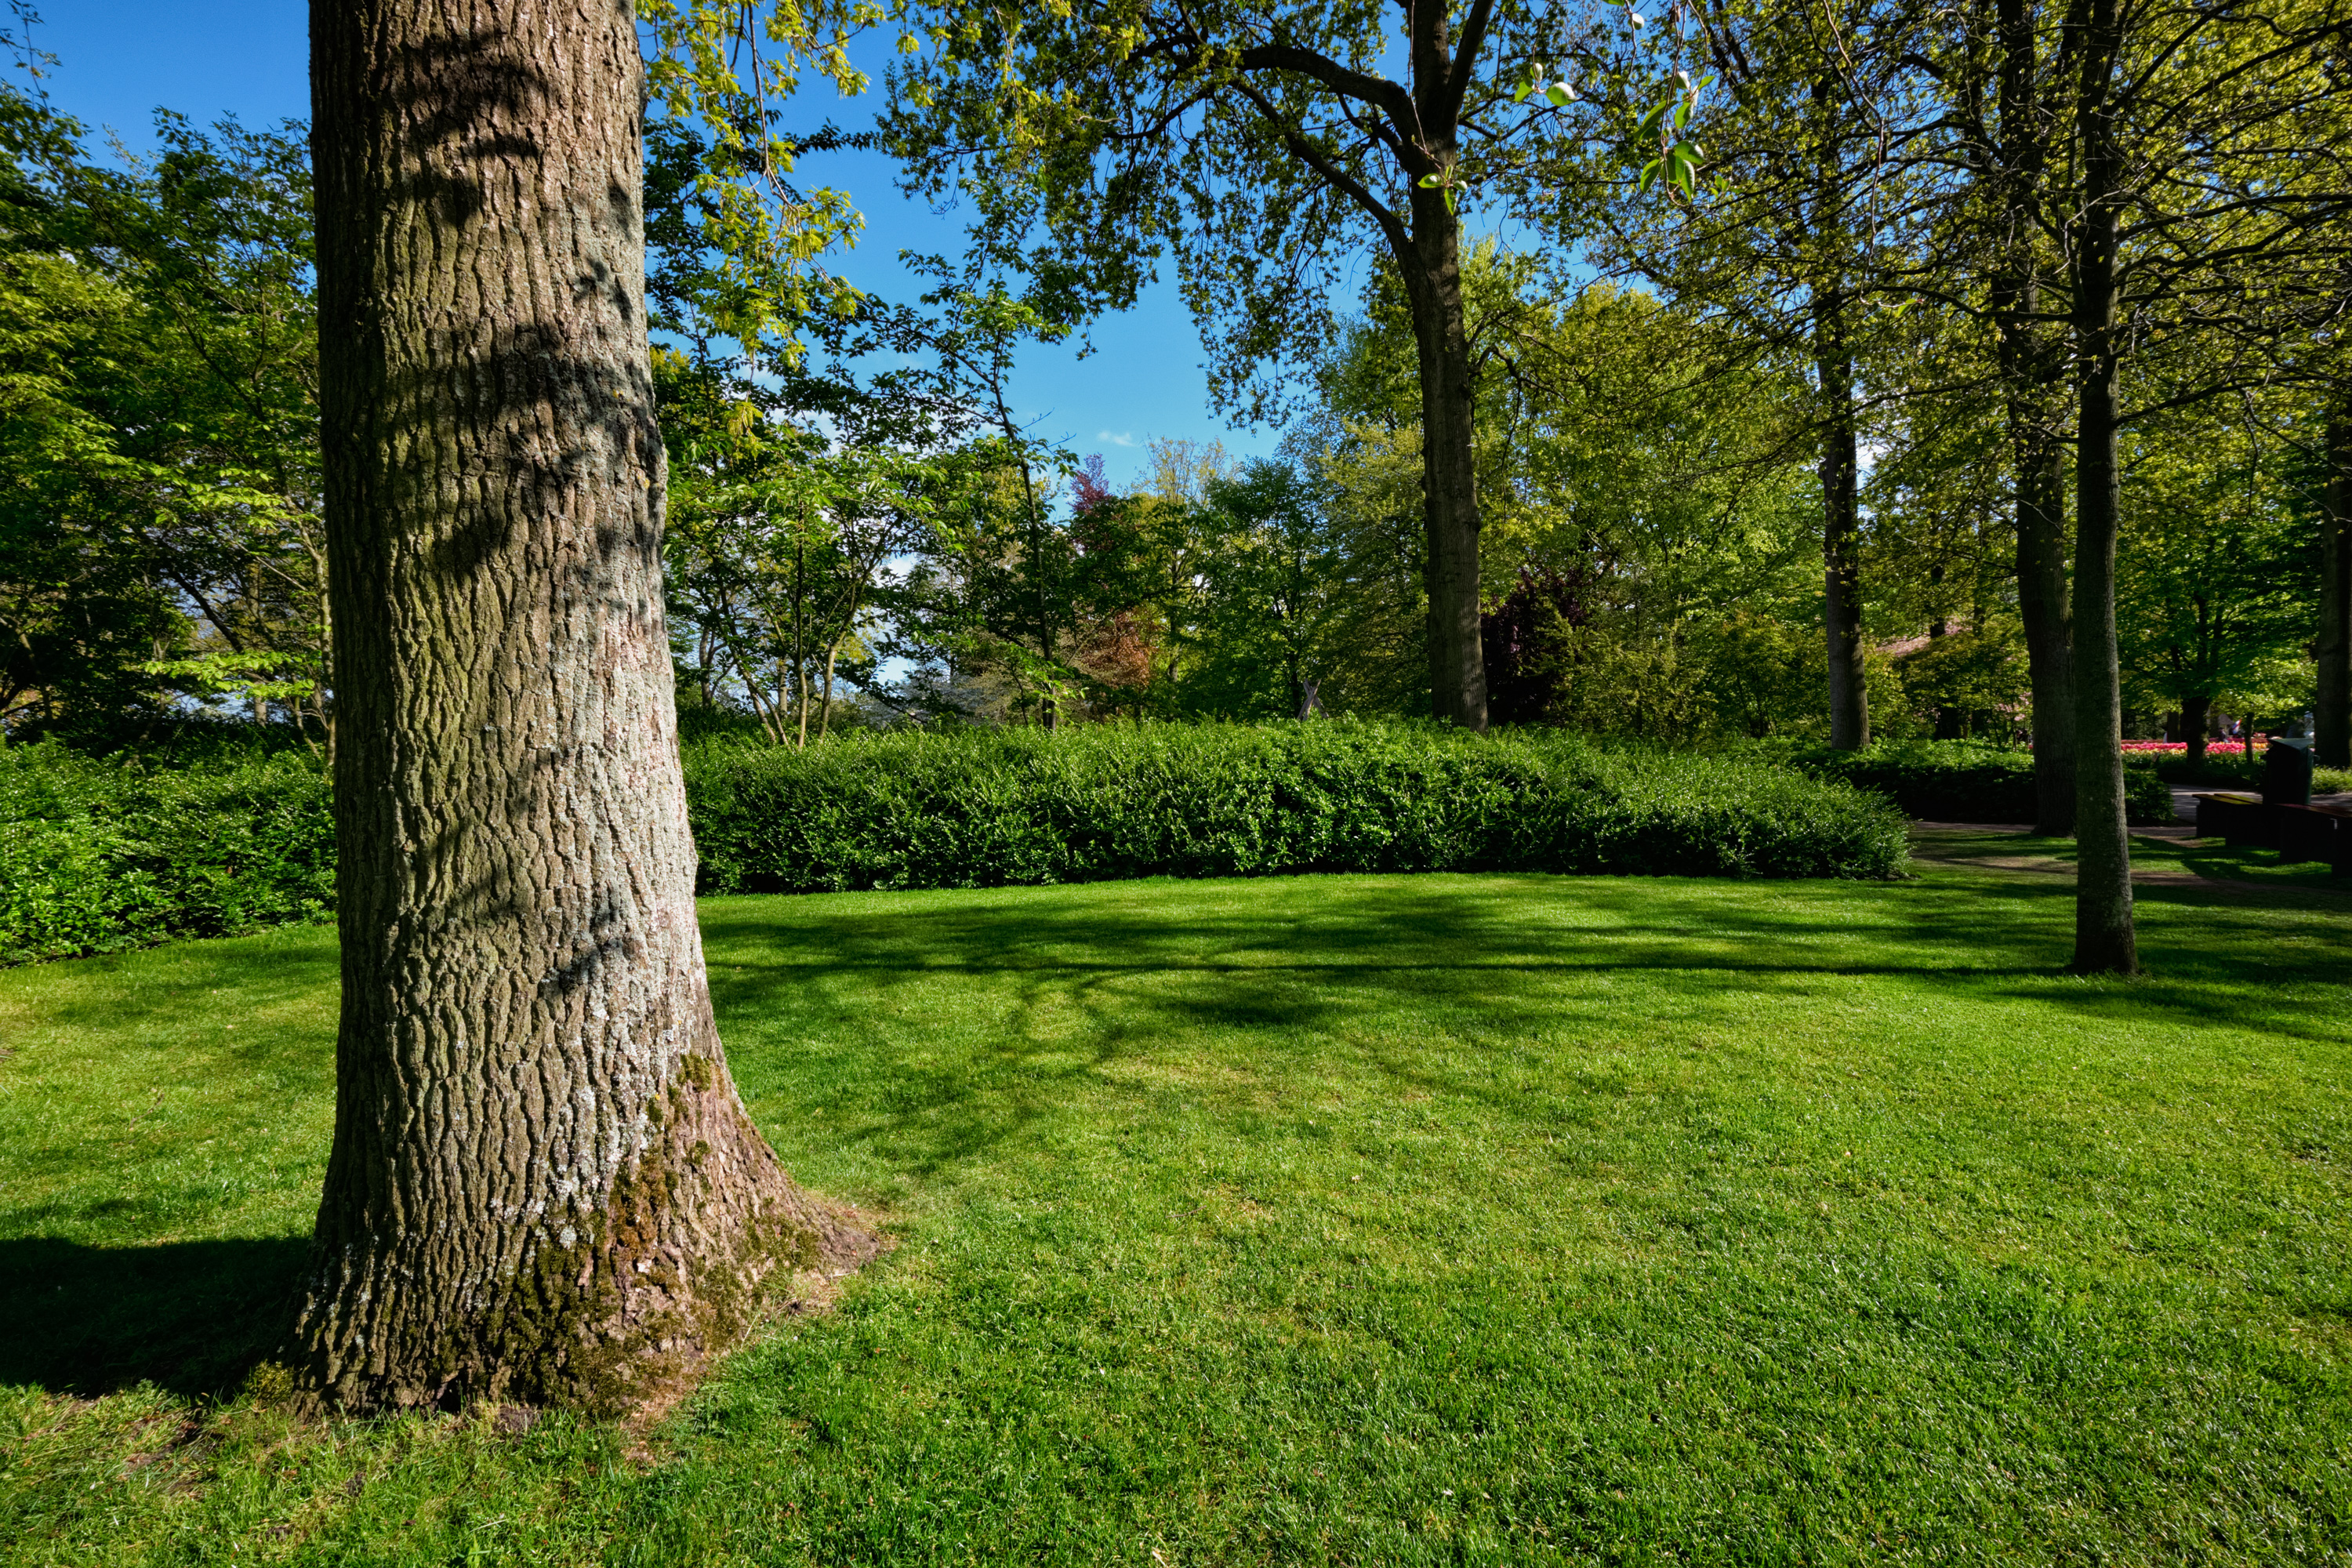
[0, 1235, 306, 1399]
[705, 869, 2352, 1185]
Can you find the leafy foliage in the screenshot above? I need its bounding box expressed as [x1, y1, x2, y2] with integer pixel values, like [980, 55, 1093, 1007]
[1780, 741, 2174, 826]
[0, 66, 323, 740]
[682, 720, 1910, 893]
[0, 739, 332, 964]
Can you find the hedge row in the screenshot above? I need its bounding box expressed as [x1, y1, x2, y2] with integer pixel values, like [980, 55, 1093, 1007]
[0, 742, 335, 964]
[2, 724, 1911, 961]
[1779, 741, 2176, 826]
[682, 722, 1910, 893]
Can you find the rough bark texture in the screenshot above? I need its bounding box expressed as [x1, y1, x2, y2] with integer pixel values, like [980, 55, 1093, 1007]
[2067, 0, 2138, 975]
[1815, 289, 1868, 750]
[296, 0, 876, 1414]
[1989, 0, 2074, 833]
[2318, 390, 2351, 768]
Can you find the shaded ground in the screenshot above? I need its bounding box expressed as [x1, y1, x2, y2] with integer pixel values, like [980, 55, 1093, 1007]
[1909, 820, 2352, 902]
[3, 869, 2348, 1565]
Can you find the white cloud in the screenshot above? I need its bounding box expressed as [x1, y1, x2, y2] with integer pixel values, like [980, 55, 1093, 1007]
[1095, 430, 1139, 448]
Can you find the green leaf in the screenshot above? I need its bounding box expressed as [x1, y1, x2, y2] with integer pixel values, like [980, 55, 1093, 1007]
[1545, 83, 1578, 107]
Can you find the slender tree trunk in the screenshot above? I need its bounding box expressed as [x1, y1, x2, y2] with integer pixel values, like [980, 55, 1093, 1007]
[2015, 437, 2076, 829]
[2182, 691, 2210, 771]
[2067, 0, 2137, 975]
[1815, 288, 1868, 750]
[2318, 388, 2351, 768]
[1988, 0, 2078, 833]
[819, 640, 839, 739]
[1402, 191, 1487, 732]
[296, 0, 873, 1414]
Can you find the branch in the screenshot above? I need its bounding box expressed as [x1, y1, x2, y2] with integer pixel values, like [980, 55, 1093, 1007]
[1226, 74, 1413, 260]
[1236, 41, 1425, 164]
[1437, 0, 1501, 129]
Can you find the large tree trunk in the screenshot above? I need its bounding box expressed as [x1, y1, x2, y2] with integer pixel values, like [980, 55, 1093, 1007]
[2067, 0, 2138, 975]
[296, 0, 873, 1414]
[2318, 388, 2351, 768]
[1815, 288, 1868, 750]
[1403, 192, 1487, 731]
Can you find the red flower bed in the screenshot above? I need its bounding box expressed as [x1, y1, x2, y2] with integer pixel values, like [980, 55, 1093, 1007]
[2118, 739, 2259, 756]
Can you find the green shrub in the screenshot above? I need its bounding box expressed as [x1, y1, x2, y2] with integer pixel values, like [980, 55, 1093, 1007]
[0, 741, 334, 964]
[1777, 741, 2173, 826]
[2145, 753, 2352, 796]
[0, 722, 1911, 964]
[681, 721, 1909, 893]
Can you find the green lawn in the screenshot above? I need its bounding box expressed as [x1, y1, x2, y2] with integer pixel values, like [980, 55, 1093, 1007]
[3, 858, 2350, 1564]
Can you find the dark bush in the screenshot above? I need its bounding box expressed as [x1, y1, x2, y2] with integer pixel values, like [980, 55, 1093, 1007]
[1778, 741, 2174, 826]
[681, 721, 1909, 893]
[1, 722, 1910, 964]
[0, 741, 335, 964]
[2140, 752, 2352, 796]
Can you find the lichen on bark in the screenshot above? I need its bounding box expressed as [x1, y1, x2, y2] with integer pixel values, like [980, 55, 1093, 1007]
[291, 0, 877, 1414]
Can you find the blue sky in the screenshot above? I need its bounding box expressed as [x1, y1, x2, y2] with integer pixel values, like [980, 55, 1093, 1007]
[25, 1, 1306, 483]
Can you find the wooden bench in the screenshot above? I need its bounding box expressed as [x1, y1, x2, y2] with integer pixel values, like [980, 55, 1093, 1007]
[2192, 792, 2270, 847]
[2275, 803, 2352, 875]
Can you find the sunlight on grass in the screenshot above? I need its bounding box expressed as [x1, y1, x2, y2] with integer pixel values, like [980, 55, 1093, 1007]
[3, 868, 2349, 1563]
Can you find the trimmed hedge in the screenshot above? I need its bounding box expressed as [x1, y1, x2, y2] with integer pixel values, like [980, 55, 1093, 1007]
[1780, 742, 2175, 826]
[2140, 753, 2352, 795]
[0, 741, 335, 964]
[682, 722, 1910, 892]
[0, 722, 1910, 964]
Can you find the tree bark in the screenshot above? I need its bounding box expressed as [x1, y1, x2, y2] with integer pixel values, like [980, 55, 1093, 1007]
[2067, 0, 2138, 975]
[296, 0, 874, 1414]
[1815, 288, 1868, 750]
[2181, 691, 2210, 771]
[1402, 191, 1487, 731]
[1988, 0, 2075, 832]
[2015, 436, 2075, 829]
[2318, 388, 2351, 768]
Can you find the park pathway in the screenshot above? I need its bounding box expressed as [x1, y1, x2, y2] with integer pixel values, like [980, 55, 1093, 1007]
[1904, 821, 2352, 903]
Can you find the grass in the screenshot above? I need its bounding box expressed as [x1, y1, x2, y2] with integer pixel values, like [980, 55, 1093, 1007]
[2, 855, 2350, 1565]
[1909, 823, 2352, 899]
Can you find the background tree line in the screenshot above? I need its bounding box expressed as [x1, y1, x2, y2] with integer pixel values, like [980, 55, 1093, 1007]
[9, 1, 2343, 765]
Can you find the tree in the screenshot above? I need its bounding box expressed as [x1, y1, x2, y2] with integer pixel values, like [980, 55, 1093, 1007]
[89, 114, 332, 743]
[1880, 0, 2085, 826]
[884, 0, 1700, 731]
[1316, 256, 1820, 737]
[0, 63, 326, 739]
[2053, 0, 2347, 974]
[1187, 453, 1361, 717]
[2321, 382, 2352, 766]
[291, 0, 873, 1413]
[0, 80, 179, 729]
[664, 409, 927, 744]
[2116, 397, 2314, 765]
[1584, 0, 1935, 750]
